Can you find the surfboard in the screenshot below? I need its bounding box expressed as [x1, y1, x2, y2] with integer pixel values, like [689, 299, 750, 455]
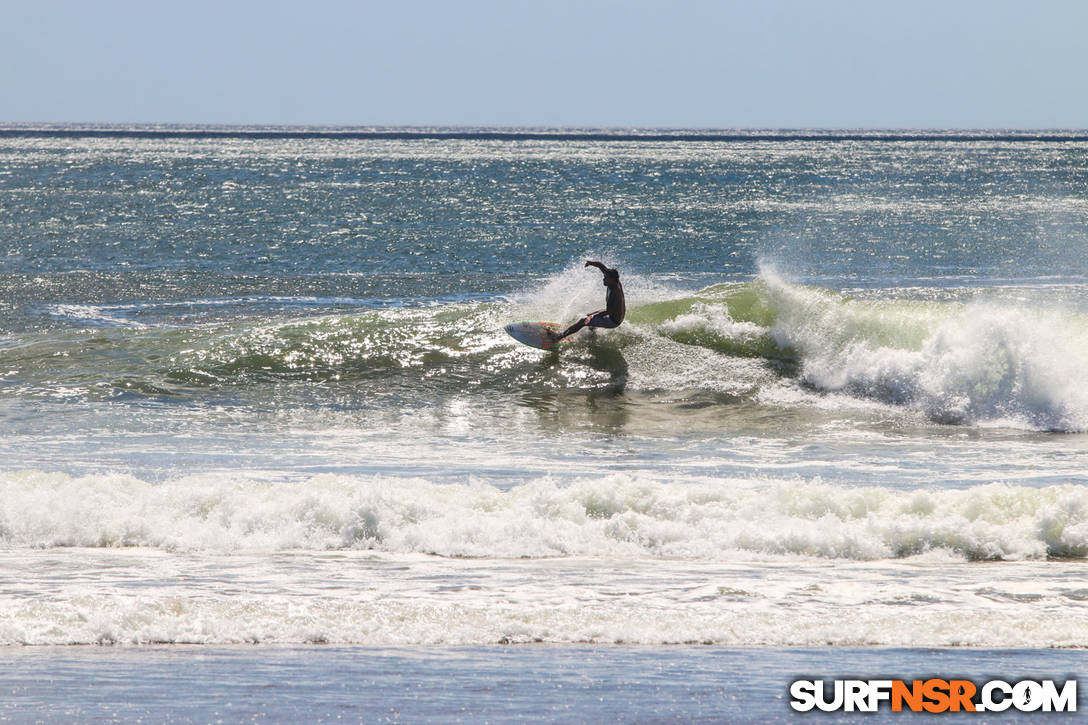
[505, 321, 566, 350]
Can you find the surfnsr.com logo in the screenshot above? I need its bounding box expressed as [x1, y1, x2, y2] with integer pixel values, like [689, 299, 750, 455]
[789, 678, 1077, 713]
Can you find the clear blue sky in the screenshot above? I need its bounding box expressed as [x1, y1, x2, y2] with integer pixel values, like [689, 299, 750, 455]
[2, 0, 1086, 128]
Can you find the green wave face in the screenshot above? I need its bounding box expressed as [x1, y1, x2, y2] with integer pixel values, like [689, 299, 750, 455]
[4, 274, 1087, 431]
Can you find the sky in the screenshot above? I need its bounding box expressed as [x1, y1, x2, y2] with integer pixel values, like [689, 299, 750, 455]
[1, 0, 1087, 128]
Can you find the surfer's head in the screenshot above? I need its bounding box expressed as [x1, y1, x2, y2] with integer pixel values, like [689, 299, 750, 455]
[602, 268, 620, 287]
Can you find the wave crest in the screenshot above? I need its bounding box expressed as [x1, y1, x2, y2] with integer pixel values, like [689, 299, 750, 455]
[752, 274, 1088, 430]
[7, 271, 1088, 430]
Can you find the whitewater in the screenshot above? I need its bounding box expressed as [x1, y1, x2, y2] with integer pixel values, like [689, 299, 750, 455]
[5, 271, 1088, 648]
[2, 130, 1088, 664]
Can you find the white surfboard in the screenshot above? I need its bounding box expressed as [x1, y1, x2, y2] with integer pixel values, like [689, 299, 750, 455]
[504, 321, 566, 351]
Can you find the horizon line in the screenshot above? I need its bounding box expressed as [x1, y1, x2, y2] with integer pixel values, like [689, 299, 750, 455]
[3, 123, 1088, 143]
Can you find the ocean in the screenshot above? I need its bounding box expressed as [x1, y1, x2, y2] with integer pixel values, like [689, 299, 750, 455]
[2, 126, 1087, 721]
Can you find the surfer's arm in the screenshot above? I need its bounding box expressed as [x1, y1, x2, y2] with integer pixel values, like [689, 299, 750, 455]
[584, 260, 613, 274]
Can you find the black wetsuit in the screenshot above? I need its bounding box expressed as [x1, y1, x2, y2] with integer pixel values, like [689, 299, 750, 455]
[556, 262, 625, 340]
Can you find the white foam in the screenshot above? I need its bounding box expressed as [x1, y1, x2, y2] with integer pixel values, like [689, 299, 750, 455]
[2, 548, 1086, 647]
[46, 304, 148, 329]
[658, 301, 766, 343]
[760, 272, 1088, 431]
[4, 469, 1088, 647]
[4, 470, 1087, 561]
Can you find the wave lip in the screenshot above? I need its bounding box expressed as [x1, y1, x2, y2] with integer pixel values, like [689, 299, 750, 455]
[747, 274, 1088, 431]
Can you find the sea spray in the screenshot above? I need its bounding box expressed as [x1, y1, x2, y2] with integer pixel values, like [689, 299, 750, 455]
[758, 274, 1088, 430]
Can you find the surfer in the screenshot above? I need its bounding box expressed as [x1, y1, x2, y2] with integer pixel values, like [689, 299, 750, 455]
[552, 261, 626, 341]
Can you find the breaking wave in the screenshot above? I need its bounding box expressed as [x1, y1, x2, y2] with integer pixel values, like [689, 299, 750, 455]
[3, 469, 1087, 561]
[6, 269, 1088, 430]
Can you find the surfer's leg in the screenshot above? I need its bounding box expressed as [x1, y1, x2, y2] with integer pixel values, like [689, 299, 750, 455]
[555, 317, 588, 341]
[555, 311, 600, 341]
[585, 310, 619, 329]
